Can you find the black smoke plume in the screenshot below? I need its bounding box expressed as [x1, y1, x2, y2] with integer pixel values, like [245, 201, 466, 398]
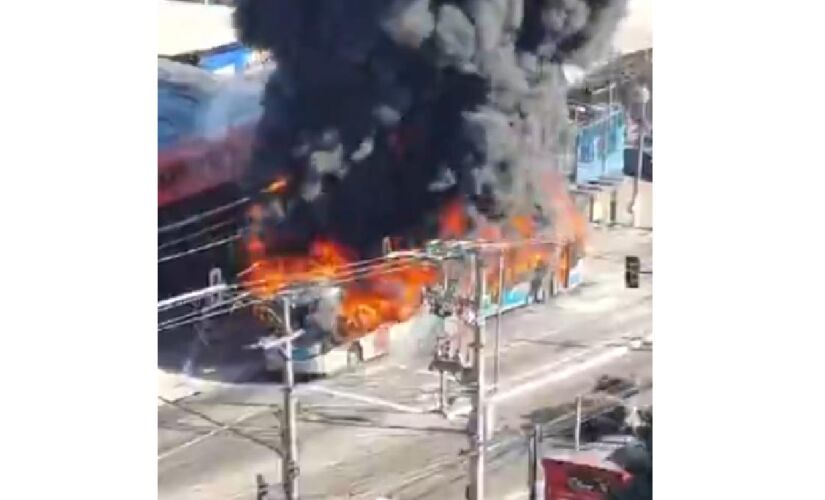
[234, 0, 627, 256]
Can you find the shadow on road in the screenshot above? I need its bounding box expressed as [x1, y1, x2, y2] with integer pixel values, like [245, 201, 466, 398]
[158, 311, 268, 385]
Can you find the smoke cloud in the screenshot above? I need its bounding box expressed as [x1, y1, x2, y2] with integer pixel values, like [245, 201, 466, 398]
[233, 0, 627, 256]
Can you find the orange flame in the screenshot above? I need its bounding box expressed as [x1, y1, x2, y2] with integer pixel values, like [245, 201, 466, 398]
[244, 171, 586, 341]
[243, 235, 436, 339]
[263, 178, 288, 194]
[438, 199, 468, 239]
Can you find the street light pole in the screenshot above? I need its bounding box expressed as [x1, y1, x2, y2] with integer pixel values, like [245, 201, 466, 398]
[281, 298, 299, 500]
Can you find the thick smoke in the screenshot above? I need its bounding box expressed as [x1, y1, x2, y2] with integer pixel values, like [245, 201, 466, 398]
[234, 0, 627, 256]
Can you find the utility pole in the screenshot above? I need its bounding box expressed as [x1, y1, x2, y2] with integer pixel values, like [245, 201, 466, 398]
[439, 269, 450, 414]
[427, 262, 461, 415]
[281, 297, 299, 500]
[528, 423, 543, 500]
[493, 250, 505, 392]
[467, 249, 487, 500]
[629, 85, 650, 222]
[574, 395, 583, 452]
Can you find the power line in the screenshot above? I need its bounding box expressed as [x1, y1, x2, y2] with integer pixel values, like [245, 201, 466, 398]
[158, 291, 252, 329]
[158, 234, 242, 264]
[158, 259, 437, 332]
[159, 218, 244, 251]
[158, 283, 233, 311]
[158, 197, 250, 234]
[157, 233, 586, 329]
[157, 298, 264, 332]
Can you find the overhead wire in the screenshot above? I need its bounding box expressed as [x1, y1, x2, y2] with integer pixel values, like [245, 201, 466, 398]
[158, 297, 264, 332]
[158, 290, 253, 329]
[158, 259, 434, 331]
[158, 234, 242, 264]
[158, 218, 244, 251]
[158, 197, 251, 234]
[157, 230, 590, 332]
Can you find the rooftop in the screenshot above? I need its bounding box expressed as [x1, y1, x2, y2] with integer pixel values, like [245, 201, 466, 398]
[158, 0, 237, 56]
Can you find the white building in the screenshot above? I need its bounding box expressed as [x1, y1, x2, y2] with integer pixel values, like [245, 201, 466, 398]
[158, 0, 237, 56]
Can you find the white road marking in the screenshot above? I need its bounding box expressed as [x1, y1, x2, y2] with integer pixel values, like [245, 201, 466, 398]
[504, 491, 528, 500]
[158, 407, 267, 461]
[495, 343, 600, 386]
[446, 332, 651, 418]
[362, 363, 395, 376]
[301, 385, 426, 414]
[491, 345, 630, 405]
[492, 331, 653, 406]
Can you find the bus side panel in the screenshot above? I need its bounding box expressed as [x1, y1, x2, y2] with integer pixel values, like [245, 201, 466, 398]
[568, 258, 584, 289]
[483, 281, 532, 318]
[322, 349, 348, 374]
[359, 327, 384, 361]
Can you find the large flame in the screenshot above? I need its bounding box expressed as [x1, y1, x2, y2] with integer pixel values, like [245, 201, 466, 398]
[434, 170, 588, 301]
[243, 227, 437, 339]
[244, 170, 586, 341]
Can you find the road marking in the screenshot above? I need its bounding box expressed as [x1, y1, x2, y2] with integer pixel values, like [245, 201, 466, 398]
[504, 491, 528, 500]
[495, 342, 601, 386]
[302, 385, 426, 414]
[491, 345, 630, 405]
[492, 331, 653, 406]
[362, 363, 395, 376]
[446, 332, 651, 419]
[158, 407, 267, 461]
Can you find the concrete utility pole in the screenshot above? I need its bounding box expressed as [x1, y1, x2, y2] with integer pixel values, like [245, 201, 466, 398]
[528, 423, 543, 500]
[439, 269, 450, 413]
[493, 250, 505, 392]
[281, 298, 299, 500]
[467, 250, 487, 500]
[574, 395, 583, 452]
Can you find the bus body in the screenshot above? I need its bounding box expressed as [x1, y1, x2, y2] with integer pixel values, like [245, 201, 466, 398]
[262, 241, 585, 376]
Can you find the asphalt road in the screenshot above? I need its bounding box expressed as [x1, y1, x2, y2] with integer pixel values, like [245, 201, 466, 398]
[158, 227, 652, 500]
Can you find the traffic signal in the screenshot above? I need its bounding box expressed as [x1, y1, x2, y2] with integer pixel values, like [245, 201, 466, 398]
[625, 256, 641, 289]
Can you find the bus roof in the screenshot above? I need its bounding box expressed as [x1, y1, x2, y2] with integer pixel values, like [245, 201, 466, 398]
[158, 0, 238, 56]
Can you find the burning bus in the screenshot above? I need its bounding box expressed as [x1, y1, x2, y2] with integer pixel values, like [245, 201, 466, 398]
[249, 195, 587, 377]
[209, 0, 629, 376]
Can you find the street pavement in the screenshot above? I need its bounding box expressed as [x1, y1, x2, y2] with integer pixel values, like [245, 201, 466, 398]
[158, 226, 652, 499]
